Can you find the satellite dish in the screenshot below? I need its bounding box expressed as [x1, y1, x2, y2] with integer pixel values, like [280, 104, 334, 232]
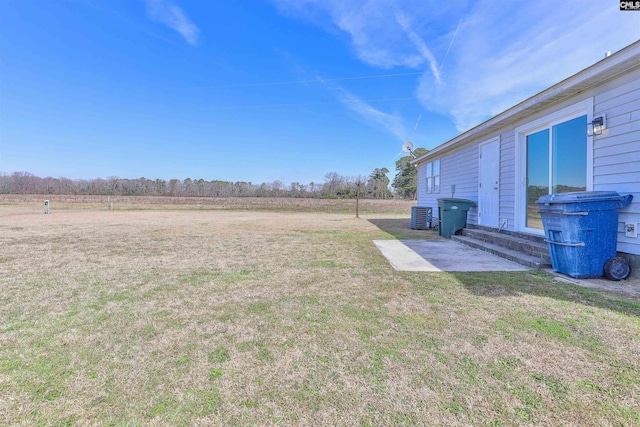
[402, 141, 415, 153]
[402, 141, 416, 158]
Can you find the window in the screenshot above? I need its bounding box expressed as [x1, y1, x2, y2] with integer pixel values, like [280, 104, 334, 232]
[525, 115, 587, 229]
[425, 159, 440, 193]
[516, 98, 593, 233]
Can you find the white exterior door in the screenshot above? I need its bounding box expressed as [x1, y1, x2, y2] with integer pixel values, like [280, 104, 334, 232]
[478, 138, 500, 227]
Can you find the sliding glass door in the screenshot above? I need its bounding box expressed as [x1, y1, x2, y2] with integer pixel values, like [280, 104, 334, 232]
[526, 129, 550, 230]
[525, 115, 587, 230]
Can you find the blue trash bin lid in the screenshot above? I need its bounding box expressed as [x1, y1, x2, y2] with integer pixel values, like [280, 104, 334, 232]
[535, 191, 625, 205]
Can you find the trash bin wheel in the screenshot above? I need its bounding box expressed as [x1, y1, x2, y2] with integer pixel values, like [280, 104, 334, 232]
[603, 256, 631, 281]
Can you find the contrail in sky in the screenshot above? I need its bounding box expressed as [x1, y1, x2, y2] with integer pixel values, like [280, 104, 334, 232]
[414, 114, 422, 130]
[187, 72, 424, 90]
[426, 20, 463, 98]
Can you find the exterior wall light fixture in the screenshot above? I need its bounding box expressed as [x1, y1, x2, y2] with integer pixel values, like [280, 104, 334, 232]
[587, 115, 606, 136]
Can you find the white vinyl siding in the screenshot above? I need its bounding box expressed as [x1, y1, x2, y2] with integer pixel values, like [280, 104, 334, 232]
[498, 132, 516, 230]
[417, 143, 479, 225]
[415, 47, 639, 256]
[591, 73, 640, 254]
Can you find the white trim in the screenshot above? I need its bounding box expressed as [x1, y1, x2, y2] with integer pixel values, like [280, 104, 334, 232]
[479, 136, 500, 146]
[424, 158, 441, 194]
[514, 98, 594, 234]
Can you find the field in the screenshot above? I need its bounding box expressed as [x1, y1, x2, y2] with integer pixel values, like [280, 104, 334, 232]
[1, 197, 639, 426]
[0, 195, 415, 215]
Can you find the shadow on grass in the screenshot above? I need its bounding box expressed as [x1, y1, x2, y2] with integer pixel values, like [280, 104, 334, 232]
[448, 270, 640, 318]
[367, 218, 440, 240]
[369, 219, 640, 317]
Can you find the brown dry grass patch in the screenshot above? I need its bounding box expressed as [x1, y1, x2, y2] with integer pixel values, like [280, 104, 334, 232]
[1, 201, 639, 426]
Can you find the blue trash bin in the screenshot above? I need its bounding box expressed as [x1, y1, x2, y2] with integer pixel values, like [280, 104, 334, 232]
[535, 191, 633, 278]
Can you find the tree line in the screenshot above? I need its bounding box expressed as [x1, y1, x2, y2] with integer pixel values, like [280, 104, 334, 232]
[0, 171, 382, 198]
[1, 151, 424, 199]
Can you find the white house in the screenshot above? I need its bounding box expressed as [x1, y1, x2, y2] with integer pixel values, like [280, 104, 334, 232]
[413, 40, 640, 276]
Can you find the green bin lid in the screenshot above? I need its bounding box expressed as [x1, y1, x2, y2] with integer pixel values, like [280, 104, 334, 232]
[437, 198, 476, 203]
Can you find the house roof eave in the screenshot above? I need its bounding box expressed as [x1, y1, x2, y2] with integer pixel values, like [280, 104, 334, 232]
[411, 40, 640, 165]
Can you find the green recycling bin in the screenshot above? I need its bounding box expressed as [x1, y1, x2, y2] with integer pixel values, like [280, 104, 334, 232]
[437, 198, 476, 238]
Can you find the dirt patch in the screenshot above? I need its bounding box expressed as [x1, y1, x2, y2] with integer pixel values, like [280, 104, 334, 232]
[552, 271, 640, 300]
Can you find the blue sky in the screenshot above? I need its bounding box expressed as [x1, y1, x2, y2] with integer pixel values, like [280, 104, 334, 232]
[1, 0, 638, 185]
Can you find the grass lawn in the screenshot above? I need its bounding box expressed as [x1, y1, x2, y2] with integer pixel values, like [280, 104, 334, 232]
[1, 199, 639, 426]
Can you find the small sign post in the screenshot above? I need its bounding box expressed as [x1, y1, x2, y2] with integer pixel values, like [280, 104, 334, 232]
[355, 181, 362, 219]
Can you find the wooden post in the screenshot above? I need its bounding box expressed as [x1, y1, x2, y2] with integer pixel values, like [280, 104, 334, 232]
[355, 182, 360, 218]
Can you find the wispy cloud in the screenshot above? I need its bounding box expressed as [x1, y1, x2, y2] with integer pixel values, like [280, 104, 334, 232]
[419, 1, 640, 131]
[395, 12, 440, 84]
[145, 0, 200, 46]
[335, 87, 408, 142]
[272, 0, 451, 75]
[273, 0, 640, 133]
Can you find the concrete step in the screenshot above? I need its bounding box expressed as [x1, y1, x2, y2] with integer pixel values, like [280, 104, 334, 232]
[461, 228, 550, 260]
[467, 224, 546, 244]
[452, 235, 552, 269]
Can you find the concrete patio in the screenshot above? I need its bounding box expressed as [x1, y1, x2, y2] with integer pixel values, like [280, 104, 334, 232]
[373, 239, 530, 272]
[374, 239, 640, 299]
